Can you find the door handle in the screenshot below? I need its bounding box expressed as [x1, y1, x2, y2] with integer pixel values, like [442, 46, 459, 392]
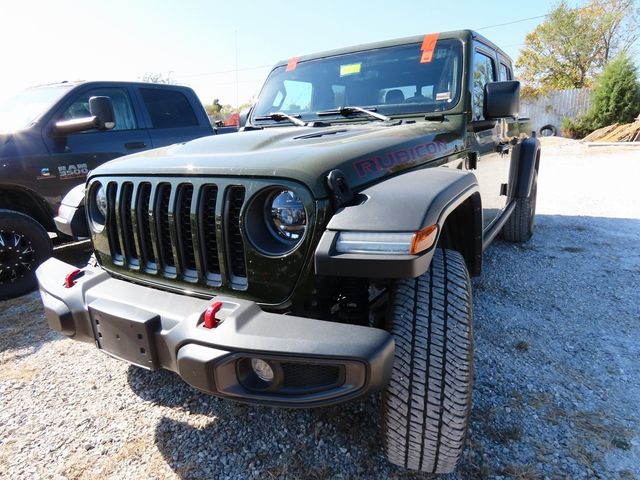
[125, 142, 147, 150]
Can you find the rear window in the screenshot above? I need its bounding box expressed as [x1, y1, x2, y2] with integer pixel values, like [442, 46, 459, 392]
[140, 89, 198, 128]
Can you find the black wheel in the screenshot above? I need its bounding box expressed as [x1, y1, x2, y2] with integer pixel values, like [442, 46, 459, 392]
[502, 171, 538, 242]
[383, 248, 473, 474]
[0, 209, 53, 300]
[539, 124, 556, 137]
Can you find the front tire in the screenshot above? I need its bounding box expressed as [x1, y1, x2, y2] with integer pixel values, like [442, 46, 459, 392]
[0, 210, 53, 300]
[383, 248, 473, 474]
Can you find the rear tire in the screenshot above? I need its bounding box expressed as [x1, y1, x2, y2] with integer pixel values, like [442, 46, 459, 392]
[383, 248, 473, 474]
[0, 209, 52, 300]
[502, 171, 538, 243]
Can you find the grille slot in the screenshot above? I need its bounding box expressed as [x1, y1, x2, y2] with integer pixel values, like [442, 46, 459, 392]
[156, 183, 174, 270]
[118, 182, 138, 265]
[199, 185, 220, 276]
[226, 186, 247, 280]
[106, 182, 122, 262]
[103, 179, 250, 290]
[136, 182, 155, 267]
[176, 184, 197, 274]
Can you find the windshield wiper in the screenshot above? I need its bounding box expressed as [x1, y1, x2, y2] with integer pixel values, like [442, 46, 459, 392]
[317, 106, 391, 122]
[254, 112, 306, 126]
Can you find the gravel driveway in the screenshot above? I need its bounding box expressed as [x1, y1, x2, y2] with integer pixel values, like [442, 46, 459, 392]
[1, 139, 639, 479]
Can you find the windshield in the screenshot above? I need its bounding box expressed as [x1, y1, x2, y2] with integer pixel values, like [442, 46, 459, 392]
[253, 38, 463, 123]
[0, 85, 72, 131]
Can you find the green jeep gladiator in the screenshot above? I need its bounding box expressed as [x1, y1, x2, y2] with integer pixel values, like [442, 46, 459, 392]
[37, 29, 540, 474]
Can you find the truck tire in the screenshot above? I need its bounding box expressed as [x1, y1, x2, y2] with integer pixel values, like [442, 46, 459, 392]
[502, 171, 538, 242]
[383, 248, 473, 474]
[0, 209, 53, 300]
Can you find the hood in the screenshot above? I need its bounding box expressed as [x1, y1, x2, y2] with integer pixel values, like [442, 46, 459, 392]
[91, 117, 466, 197]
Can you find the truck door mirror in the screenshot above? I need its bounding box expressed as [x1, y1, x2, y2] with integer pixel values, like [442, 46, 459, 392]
[238, 105, 252, 128]
[53, 96, 116, 134]
[89, 96, 116, 130]
[484, 81, 520, 119]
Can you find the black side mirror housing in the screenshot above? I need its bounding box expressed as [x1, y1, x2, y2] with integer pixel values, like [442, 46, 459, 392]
[54, 96, 116, 134]
[89, 96, 116, 130]
[484, 81, 520, 119]
[238, 105, 252, 128]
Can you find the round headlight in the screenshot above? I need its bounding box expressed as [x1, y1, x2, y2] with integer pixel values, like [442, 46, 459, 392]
[96, 185, 107, 218]
[88, 182, 107, 232]
[269, 190, 306, 242]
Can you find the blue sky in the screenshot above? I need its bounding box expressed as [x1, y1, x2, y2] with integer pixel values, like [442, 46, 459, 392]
[1, 0, 637, 106]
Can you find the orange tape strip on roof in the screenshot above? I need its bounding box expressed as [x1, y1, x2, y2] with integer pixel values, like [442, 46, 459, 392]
[420, 33, 439, 63]
[286, 57, 299, 72]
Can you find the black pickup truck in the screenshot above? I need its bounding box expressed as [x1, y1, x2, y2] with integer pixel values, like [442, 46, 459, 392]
[0, 81, 235, 299]
[37, 31, 539, 474]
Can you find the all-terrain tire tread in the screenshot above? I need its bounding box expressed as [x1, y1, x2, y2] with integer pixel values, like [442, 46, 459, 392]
[383, 248, 473, 474]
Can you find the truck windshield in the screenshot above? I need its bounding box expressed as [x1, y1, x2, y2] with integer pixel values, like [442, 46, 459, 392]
[0, 85, 72, 132]
[253, 38, 463, 123]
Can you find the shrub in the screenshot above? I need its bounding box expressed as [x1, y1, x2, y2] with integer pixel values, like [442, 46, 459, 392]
[562, 117, 593, 139]
[582, 55, 640, 133]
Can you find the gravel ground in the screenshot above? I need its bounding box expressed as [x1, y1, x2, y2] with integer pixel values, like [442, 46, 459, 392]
[1, 139, 639, 479]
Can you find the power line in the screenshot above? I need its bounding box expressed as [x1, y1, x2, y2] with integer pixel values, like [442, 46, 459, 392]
[476, 1, 617, 31]
[476, 14, 548, 31]
[177, 2, 619, 84]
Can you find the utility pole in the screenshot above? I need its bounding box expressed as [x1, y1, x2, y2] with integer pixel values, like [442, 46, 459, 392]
[235, 29, 239, 108]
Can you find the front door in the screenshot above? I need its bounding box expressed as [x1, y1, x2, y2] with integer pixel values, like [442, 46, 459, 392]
[43, 86, 152, 202]
[468, 48, 508, 231]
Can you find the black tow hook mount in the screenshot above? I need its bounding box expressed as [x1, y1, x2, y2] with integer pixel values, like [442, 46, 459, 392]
[327, 169, 354, 209]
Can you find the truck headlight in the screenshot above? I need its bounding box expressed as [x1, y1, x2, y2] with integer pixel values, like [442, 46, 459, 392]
[268, 190, 306, 242]
[245, 187, 309, 256]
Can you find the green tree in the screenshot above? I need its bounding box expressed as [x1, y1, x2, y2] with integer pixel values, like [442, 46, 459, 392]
[204, 98, 223, 117]
[564, 55, 640, 137]
[516, 1, 639, 93]
[585, 54, 640, 127]
[139, 72, 176, 84]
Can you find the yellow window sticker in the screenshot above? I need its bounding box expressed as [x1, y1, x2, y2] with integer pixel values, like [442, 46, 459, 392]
[340, 63, 361, 76]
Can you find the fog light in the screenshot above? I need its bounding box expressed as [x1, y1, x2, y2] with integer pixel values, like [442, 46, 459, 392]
[251, 358, 274, 382]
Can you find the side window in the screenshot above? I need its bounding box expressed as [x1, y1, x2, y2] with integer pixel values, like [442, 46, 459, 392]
[140, 89, 198, 128]
[499, 63, 512, 81]
[472, 50, 496, 121]
[61, 88, 137, 131]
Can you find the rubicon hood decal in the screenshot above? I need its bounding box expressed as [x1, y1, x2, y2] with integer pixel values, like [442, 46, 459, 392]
[91, 119, 465, 197]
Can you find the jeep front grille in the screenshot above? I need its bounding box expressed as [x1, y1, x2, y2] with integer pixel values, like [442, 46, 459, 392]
[102, 179, 248, 289]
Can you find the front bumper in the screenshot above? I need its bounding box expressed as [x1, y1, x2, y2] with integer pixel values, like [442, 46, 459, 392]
[36, 258, 394, 407]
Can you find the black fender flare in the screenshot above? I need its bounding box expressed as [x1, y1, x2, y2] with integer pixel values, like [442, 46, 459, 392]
[314, 167, 482, 278]
[0, 184, 55, 231]
[510, 136, 540, 199]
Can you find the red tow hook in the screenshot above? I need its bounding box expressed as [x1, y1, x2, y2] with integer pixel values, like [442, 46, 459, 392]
[203, 301, 223, 329]
[64, 269, 83, 288]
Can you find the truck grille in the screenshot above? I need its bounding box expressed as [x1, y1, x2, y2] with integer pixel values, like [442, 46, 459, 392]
[102, 179, 248, 289]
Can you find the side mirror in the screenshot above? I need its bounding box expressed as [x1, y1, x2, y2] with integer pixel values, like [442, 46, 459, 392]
[484, 81, 520, 119]
[238, 105, 252, 128]
[54, 96, 116, 134]
[89, 96, 115, 130]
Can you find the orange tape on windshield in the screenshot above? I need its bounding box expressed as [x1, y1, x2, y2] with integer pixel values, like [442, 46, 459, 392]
[420, 33, 439, 63]
[286, 57, 299, 72]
